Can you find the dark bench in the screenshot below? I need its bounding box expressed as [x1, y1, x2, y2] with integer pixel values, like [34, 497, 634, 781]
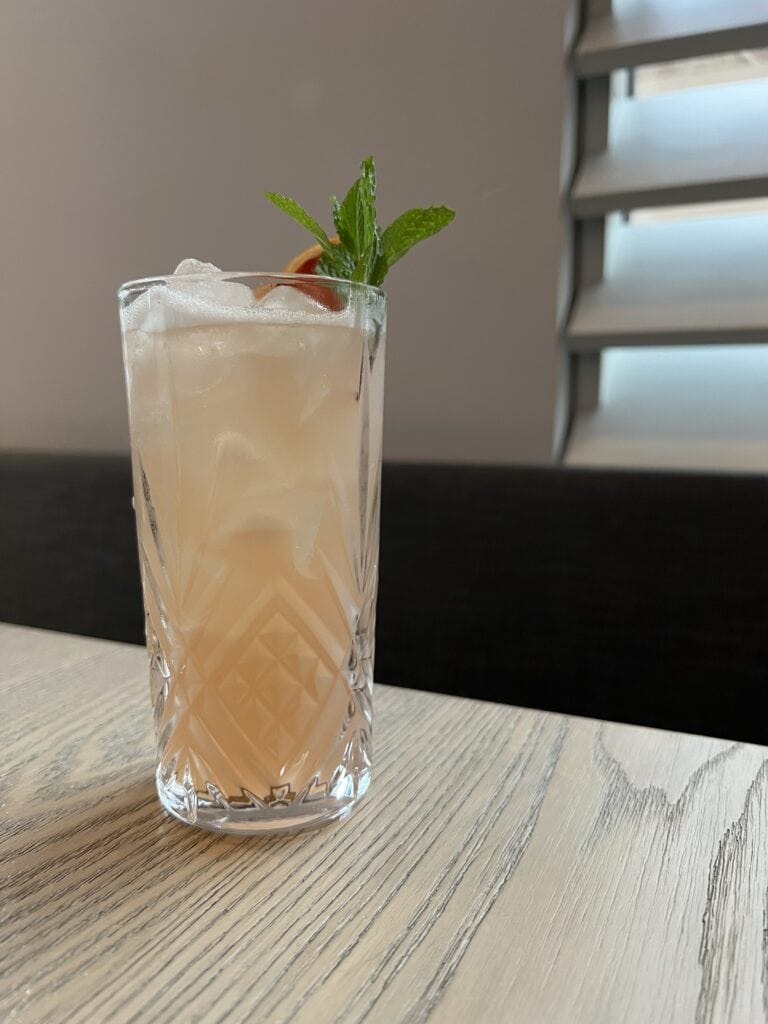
[2, 452, 767, 744]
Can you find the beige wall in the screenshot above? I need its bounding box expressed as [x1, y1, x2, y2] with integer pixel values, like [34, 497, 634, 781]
[0, 0, 569, 463]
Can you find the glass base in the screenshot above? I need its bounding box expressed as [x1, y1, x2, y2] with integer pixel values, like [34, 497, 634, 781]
[156, 769, 371, 835]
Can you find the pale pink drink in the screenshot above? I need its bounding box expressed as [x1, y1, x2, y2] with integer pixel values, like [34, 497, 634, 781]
[119, 266, 385, 833]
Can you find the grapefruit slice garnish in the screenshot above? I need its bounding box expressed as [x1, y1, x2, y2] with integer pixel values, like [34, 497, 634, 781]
[282, 237, 344, 310]
[281, 238, 335, 275]
[255, 238, 344, 310]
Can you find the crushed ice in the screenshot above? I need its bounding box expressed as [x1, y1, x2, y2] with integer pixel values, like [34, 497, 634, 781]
[121, 258, 256, 332]
[121, 260, 347, 333]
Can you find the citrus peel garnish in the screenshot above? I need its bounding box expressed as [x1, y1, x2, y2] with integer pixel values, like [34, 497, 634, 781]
[254, 238, 344, 310]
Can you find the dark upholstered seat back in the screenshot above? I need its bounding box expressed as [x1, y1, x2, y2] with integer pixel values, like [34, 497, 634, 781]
[2, 454, 767, 743]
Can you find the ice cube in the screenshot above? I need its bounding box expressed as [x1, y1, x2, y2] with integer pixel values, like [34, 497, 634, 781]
[256, 284, 325, 315]
[121, 258, 256, 333]
[291, 494, 324, 573]
[213, 477, 324, 577]
[173, 258, 221, 276]
[251, 284, 355, 349]
[170, 259, 254, 309]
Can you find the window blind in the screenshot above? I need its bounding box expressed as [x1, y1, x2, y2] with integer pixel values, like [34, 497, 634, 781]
[561, 0, 768, 447]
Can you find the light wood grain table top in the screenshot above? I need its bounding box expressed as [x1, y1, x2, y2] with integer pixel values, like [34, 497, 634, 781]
[2, 623, 767, 1024]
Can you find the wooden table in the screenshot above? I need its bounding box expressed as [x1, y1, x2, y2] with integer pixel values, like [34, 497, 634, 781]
[2, 624, 767, 1023]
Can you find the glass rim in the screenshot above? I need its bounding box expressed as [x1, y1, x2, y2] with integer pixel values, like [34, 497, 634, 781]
[117, 271, 385, 302]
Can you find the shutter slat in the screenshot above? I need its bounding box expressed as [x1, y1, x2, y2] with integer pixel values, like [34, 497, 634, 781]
[575, 0, 768, 78]
[572, 79, 768, 217]
[565, 213, 768, 350]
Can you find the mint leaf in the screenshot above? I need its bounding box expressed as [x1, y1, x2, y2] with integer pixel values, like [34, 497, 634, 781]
[369, 249, 389, 287]
[337, 157, 376, 263]
[265, 192, 349, 278]
[317, 246, 354, 279]
[332, 197, 355, 254]
[265, 192, 331, 246]
[351, 259, 371, 283]
[382, 206, 455, 268]
[340, 180, 373, 262]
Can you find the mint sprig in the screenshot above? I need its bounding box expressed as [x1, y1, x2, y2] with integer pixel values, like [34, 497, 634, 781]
[265, 156, 454, 287]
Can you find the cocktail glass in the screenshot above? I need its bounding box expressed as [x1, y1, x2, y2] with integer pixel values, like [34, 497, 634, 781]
[118, 268, 386, 833]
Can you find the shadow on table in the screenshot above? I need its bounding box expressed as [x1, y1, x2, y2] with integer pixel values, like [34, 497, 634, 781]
[10, 774, 326, 892]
